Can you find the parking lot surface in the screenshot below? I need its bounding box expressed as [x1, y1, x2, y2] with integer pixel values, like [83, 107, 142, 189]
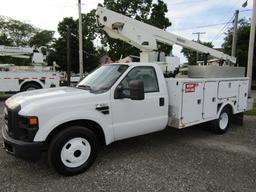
[0, 101, 256, 192]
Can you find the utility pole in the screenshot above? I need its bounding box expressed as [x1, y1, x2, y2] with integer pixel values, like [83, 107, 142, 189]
[247, 0, 256, 95]
[231, 10, 239, 64]
[66, 26, 71, 86]
[78, 0, 83, 79]
[192, 32, 206, 63]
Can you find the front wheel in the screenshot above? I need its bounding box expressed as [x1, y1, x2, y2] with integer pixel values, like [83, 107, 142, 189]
[211, 107, 232, 134]
[48, 126, 98, 176]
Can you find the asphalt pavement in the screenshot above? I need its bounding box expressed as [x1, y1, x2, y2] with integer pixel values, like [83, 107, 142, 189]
[0, 100, 255, 192]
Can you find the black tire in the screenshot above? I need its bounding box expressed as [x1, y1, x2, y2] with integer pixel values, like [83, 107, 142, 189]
[20, 83, 41, 92]
[48, 126, 98, 176]
[211, 107, 232, 134]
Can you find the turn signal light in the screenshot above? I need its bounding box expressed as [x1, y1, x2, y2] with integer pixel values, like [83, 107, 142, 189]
[28, 117, 38, 126]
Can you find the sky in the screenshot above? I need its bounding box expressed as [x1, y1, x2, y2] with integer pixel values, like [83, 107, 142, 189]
[0, 0, 253, 63]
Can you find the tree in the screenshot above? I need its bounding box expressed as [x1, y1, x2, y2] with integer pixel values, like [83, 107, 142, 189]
[0, 34, 12, 45]
[146, 0, 172, 55]
[48, 13, 100, 73]
[181, 41, 213, 65]
[29, 30, 55, 47]
[48, 17, 78, 72]
[222, 19, 251, 67]
[147, 0, 171, 30]
[103, 0, 153, 20]
[222, 19, 256, 80]
[0, 15, 38, 46]
[101, 0, 172, 60]
[0, 16, 56, 66]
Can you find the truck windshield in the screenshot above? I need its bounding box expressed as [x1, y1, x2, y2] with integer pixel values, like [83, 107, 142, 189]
[77, 64, 128, 92]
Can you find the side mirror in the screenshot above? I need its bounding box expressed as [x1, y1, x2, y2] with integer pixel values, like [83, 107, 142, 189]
[114, 85, 124, 99]
[114, 80, 144, 100]
[129, 80, 144, 100]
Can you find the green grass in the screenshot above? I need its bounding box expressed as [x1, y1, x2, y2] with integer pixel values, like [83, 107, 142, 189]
[245, 102, 256, 116]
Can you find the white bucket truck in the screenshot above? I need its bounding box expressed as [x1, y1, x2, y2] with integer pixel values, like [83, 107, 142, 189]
[0, 45, 59, 92]
[2, 7, 253, 175]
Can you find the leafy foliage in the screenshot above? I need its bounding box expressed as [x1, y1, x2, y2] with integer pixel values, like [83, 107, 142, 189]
[48, 12, 99, 73]
[222, 19, 252, 67]
[222, 19, 256, 80]
[29, 30, 55, 47]
[101, 0, 172, 60]
[0, 16, 38, 46]
[1, 0, 173, 72]
[0, 16, 55, 65]
[146, 0, 171, 29]
[0, 33, 12, 46]
[103, 0, 153, 19]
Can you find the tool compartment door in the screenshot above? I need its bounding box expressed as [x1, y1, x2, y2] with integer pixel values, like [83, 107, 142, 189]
[218, 80, 239, 98]
[238, 80, 248, 111]
[203, 82, 218, 119]
[181, 82, 203, 124]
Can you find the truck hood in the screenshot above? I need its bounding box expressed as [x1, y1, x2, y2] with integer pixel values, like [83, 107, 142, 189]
[5, 87, 91, 109]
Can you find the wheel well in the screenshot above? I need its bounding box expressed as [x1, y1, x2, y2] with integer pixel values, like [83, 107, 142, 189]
[20, 81, 42, 90]
[218, 103, 234, 115]
[45, 120, 106, 146]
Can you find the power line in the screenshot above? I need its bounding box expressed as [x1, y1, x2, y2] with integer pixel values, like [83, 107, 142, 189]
[171, 9, 251, 31]
[211, 0, 250, 42]
[212, 8, 251, 42]
[226, 0, 242, 15]
[240, 9, 252, 12]
[174, 22, 232, 31]
[212, 0, 241, 38]
[213, 23, 232, 41]
[212, 15, 234, 41]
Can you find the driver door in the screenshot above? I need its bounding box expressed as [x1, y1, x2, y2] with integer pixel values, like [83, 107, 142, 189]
[111, 66, 167, 141]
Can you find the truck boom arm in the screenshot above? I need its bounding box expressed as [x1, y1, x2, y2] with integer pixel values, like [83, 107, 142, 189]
[0, 45, 48, 64]
[96, 6, 236, 63]
[0, 45, 34, 58]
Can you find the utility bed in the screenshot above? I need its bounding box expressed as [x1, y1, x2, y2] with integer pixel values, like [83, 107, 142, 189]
[0, 71, 59, 92]
[166, 77, 250, 128]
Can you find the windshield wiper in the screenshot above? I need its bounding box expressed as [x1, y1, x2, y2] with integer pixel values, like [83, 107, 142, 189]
[76, 85, 92, 90]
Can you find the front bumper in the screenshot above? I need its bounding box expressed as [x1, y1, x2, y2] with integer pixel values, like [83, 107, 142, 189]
[2, 126, 43, 161]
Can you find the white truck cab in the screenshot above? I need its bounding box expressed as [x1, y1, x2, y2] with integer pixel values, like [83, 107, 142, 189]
[2, 62, 252, 175]
[2, 63, 168, 175]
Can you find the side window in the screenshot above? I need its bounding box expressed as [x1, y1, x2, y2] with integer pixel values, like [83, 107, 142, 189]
[119, 66, 159, 93]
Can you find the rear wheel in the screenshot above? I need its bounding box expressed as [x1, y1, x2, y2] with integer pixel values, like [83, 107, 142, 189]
[48, 126, 98, 176]
[20, 83, 41, 92]
[211, 107, 232, 134]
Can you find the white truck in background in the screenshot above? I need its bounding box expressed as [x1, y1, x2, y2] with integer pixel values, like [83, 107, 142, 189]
[0, 45, 59, 92]
[2, 6, 254, 176]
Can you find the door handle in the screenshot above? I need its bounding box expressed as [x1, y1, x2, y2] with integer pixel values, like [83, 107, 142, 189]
[197, 99, 201, 105]
[159, 97, 165, 106]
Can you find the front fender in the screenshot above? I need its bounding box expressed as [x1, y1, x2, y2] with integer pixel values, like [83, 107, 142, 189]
[34, 110, 113, 145]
